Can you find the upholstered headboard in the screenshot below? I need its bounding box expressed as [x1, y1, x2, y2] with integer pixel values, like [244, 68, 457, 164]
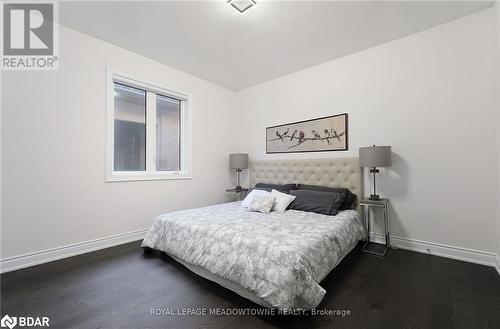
[249, 157, 363, 208]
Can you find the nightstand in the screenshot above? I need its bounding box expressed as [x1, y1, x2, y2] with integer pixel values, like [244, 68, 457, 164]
[360, 198, 391, 256]
[226, 187, 248, 201]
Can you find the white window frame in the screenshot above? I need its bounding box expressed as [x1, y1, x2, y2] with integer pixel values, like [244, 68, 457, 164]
[106, 67, 192, 182]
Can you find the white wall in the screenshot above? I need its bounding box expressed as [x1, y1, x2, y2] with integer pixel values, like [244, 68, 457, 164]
[1, 25, 238, 259]
[2, 6, 499, 268]
[236, 8, 498, 254]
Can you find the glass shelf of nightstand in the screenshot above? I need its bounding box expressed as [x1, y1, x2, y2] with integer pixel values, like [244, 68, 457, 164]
[360, 198, 388, 207]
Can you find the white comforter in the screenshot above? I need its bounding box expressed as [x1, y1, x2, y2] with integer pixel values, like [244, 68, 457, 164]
[142, 202, 364, 310]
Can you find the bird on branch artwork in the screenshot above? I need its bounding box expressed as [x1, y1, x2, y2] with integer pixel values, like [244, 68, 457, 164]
[266, 114, 348, 153]
[268, 127, 345, 149]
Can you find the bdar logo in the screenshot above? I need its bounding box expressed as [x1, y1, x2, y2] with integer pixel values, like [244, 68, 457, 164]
[0, 315, 17, 329]
[0, 315, 49, 328]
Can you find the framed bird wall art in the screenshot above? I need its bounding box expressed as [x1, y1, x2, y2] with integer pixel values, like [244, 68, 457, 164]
[266, 113, 348, 154]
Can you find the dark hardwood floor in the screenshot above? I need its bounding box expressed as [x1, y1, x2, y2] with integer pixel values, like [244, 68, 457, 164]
[1, 241, 499, 329]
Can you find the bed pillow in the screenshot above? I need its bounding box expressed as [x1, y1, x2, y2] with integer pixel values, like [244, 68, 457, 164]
[298, 184, 356, 210]
[249, 194, 277, 214]
[270, 189, 296, 214]
[328, 192, 345, 216]
[255, 183, 298, 194]
[246, 187, 272, 194]
[241, 189, 270, 208]
[289, 190, 344, 216]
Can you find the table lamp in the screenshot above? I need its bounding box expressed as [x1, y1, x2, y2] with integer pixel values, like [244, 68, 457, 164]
[359, 145, 392, 200]
[229, 153, 249, 190]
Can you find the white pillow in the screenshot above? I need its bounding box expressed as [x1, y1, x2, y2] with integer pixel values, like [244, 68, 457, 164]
[249, 194, 277, 214]
[270, 189, 296, 214]
[241, 189, 271, 208]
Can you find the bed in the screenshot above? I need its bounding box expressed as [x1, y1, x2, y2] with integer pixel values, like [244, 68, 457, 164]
[142, 157, 364, 310]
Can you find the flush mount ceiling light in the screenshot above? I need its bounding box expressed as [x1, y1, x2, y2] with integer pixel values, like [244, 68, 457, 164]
[227, 0, 256, 14]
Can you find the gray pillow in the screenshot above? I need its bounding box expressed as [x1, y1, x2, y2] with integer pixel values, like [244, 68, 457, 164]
[298, 184, 356, 210]
[289, 190, 344, 216]
[255, 183, 297, 194]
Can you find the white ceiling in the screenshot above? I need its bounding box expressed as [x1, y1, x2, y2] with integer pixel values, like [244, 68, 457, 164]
[60, 1, 493, 90]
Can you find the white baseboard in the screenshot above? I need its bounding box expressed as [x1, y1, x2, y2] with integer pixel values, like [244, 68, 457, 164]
[368, 232, 499, 273]
[0, 228, 149, 274]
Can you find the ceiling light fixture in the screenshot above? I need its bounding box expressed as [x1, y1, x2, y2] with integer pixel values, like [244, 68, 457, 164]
[227, 0, 256, 14]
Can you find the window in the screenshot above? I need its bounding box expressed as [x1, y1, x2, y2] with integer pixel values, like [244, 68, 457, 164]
[106, 68, 192, 182]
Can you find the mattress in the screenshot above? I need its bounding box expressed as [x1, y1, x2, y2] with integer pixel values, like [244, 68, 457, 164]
[142, 201, 364, 310]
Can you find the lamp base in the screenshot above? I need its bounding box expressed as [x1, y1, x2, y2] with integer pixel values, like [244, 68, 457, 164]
[369, 194, 381, 201]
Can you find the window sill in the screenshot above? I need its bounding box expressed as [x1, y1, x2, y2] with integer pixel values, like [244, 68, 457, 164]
[106, 172, 192, 183]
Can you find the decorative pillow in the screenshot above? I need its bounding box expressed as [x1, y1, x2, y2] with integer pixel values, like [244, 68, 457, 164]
[255, 183, 298, 194]
[241, 189, 270, 208]
[289, 190, 344, 216]
[270, 189, 296, 214]
[249, 194, 277, 214]
[298, 184, 356, 210]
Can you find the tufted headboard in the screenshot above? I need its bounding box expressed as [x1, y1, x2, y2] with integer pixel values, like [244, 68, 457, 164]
[249, 157, 363, 208]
